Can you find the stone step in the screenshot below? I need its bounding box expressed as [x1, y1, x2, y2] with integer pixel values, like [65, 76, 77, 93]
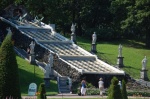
[59, 76, 68, 79]
[59, 89, 70, 93]
[59, 86, 69, 89]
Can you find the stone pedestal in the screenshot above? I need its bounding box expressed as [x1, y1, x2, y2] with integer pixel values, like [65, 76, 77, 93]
[44, 78, 50, 87]
[117, 57, 124, 68]
[71, 33, 76, 44]
[140, 70, 149, 81]
[91, 44, 97, 53]
[29, 54, 35, 64]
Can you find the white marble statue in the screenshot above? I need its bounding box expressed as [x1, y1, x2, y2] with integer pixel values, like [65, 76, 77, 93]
[29, 41, 35, 54]
[44, 64, 51, 78]
[92, 32, 97, 44]
[33, 16, 44, 25]
[118, 81, 122, 89]
[44, 53, 53, 78]
[6, 27, 12, 34]
[118, 44, 122, 57]
[71, 23, 76, 33]
[18, 13, 27, 22]
[142, 56, 147, 70]
[49, 53, 54, 67]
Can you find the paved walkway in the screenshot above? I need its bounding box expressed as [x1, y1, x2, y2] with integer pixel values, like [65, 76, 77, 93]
[22, 94, 150, 99]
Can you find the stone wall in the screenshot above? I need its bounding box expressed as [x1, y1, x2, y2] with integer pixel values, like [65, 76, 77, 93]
[13, 31, 50, 63]
[53, 54, 81, 83]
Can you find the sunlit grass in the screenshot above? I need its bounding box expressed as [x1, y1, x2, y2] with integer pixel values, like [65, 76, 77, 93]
[75, 36, 150, 79]
[17, 56, 58, 95]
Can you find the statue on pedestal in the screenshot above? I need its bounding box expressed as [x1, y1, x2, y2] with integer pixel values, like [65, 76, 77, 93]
[70, 23, 77, 44]
[92, 32, 97, 44]
[44, 53, 53, 78]
[142, 56, 147, 70]
[29, 41, 35, 54]
[18, 13, 27, 22]
[49, 53, 53, 67]
[44, 64, 51, 78]
[71, 23, 76, 33]
[33, 16, 44, 25]
[118, 44, 122, 57]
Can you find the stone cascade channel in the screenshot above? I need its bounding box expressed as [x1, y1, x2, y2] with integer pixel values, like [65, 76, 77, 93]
[0, 17, 125, 75]
[0, 17, 125, 92]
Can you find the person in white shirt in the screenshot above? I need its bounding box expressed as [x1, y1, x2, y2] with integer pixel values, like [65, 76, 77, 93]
[98, 78, 104, 96]
[118, 81, 122, 89]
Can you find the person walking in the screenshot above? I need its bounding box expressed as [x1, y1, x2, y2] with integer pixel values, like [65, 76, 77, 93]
[81, 79, 86, 96]
[98, 78, 104, 96]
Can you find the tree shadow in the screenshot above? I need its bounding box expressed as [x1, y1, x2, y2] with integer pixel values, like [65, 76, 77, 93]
[123, 65, 141, 71]
[18, 67, 43, 95]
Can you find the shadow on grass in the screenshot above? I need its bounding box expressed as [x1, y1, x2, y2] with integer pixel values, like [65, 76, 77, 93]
[77, 36, 148, 50]
[46, 80, 58, 96]
[98, 39, 147, 49]
[19, 68, 58, 96]
[124, 66, 141, 71]
[19, 68, 43, 95]
[123, 66, 142, 79]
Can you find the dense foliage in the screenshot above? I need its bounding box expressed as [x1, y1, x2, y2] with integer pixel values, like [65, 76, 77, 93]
[111, 0, 150, 47]
[0, 0, 149, 47]
[107, 77, 122, 99]
[121, 79, 128, 99]
[37, 83, 46, 99]
[0, 33, 21, 98]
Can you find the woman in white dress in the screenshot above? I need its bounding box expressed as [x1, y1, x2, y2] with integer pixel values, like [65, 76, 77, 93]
[98, 78, 104, 96]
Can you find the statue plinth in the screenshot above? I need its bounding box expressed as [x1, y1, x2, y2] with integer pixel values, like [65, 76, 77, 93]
[117, 57, 124, 68]
[91, 44, 97, 53]
[44, 78, 50, 87]
[29, 54, 35, 64]
[140, 69, 149, 81]
[71, 33, 77, 44]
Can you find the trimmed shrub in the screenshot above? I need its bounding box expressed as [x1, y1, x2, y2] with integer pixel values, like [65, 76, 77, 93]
[37, 83, 47, 99]
[107, 77, 122, 99]
[0, 33, 21, 98]
[121, 79, 128, 99]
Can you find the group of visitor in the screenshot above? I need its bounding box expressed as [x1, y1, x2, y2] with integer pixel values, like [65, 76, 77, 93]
[79, 77, 104, 96]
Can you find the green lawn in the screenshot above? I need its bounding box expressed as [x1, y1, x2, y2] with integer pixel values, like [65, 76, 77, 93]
[48, 98, 147, 99]
[17, 56, 58, 95]
[16, 35, 150, 96]
[75, 36, 150, 79]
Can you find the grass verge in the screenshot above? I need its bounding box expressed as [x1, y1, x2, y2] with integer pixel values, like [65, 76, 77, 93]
[17, 55, 58, 95]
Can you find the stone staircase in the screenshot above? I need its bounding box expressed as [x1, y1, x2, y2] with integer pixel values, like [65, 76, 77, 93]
[0, 17, 125, 87]
[57, 76, 70, 93]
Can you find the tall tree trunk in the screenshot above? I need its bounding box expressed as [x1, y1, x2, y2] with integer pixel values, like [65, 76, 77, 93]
[72, 0, 76, 23]
[145, 29, 150, 48]
[77, 16, 82, 36]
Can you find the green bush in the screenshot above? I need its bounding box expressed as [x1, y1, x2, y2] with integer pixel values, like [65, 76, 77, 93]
[127, 91, 150, 97]
[121, 79, 128, 99]
[107, 77, 122, 99]
[37, 83, 47, 99]
[0, 33, 21, 98]
[86, 88, 100, 95]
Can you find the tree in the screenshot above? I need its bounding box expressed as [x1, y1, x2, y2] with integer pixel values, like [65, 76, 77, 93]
[107, 77, 122, 99]
[110, 0, 130, 38]
[121, 79, 128, 99]
[0, 0, 15, 11]
[111, 0, 150, 48]
[0, 33, 21, 98]
[37, 83, 46, 99]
